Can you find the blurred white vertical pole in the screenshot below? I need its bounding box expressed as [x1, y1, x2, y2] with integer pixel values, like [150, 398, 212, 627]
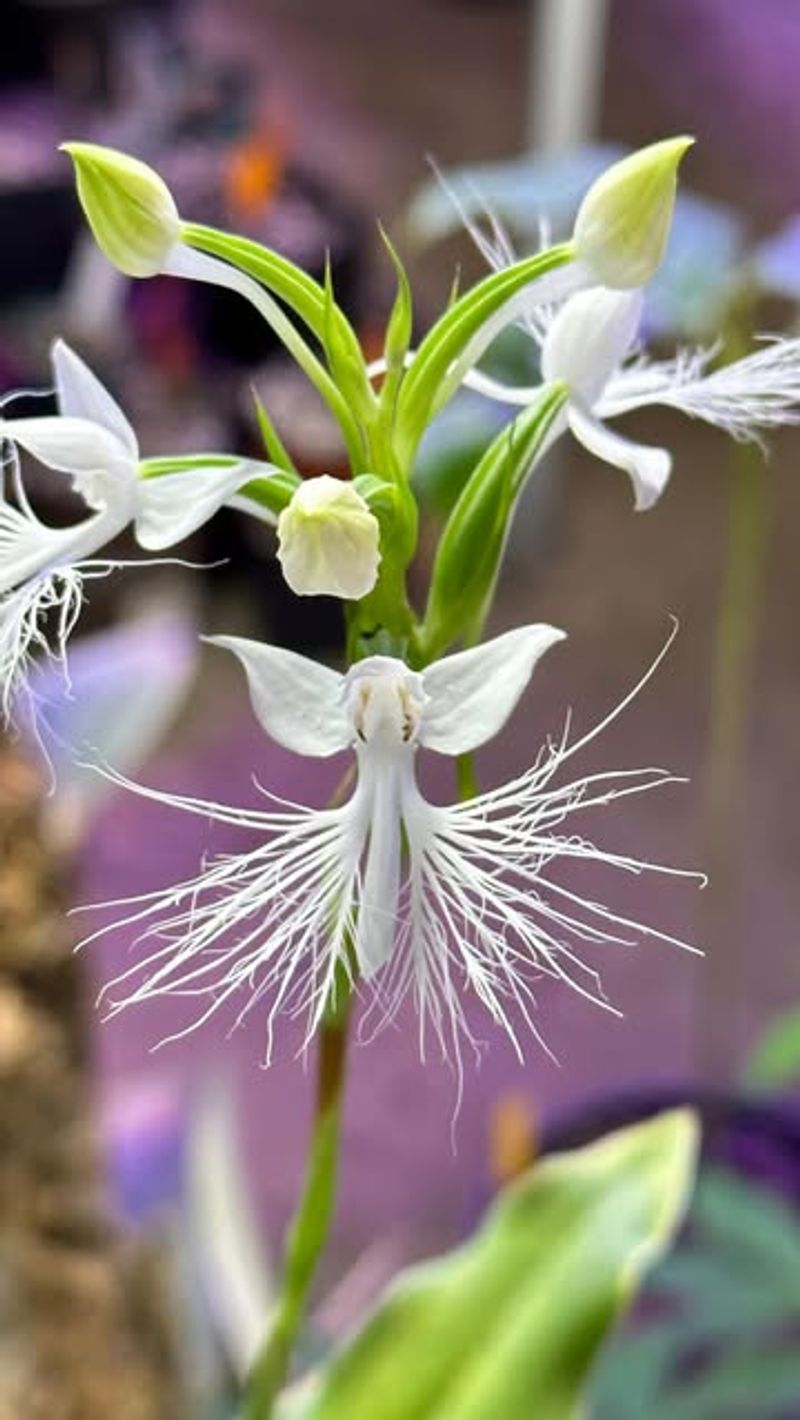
[527, 0, 610, 153]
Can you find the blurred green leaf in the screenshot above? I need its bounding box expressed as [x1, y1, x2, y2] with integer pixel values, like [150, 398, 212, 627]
[654, 1351, 800, 1420]
[305, 1111, 697, 1420]
[744, 1004, 800, 1089]
[591, 1167, 800, 1420]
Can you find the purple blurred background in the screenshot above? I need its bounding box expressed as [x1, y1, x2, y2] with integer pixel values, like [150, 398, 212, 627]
[2, 0, 799, 1304]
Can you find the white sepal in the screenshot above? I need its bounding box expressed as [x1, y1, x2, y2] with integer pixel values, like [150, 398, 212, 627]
[0, 415, 130, 489]
[541, 288, 643, 407]
[207, 635, 351, 758]
[51, 339, 137, 458]
[567, 405, 672, 511]
[135, 464, 257, 550]
[0, 503, 106, 596]
[420, 624, 565, 755]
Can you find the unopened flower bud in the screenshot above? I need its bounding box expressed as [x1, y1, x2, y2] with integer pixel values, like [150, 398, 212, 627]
[573, 137, 694, 289]
[61, 142, 180, 277]
[277, 475, 381, 599]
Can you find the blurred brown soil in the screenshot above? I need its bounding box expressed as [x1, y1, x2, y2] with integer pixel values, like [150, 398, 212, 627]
[0, 743, 181, 1420]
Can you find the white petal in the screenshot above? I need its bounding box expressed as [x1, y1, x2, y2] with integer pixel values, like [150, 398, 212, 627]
[206, 635, 351, 758]
[420, 624, 565, 755]
[51, 339, 138, 458]
[0, 503, 85, 594]
[1, 415, 130, 484]
[135, 463, 254, 550]
[567, 405, 672, 511]
[541, 287, 643, 406]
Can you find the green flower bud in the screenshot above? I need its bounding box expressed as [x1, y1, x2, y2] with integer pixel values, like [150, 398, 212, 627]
[61, 142, 180, 277]
[573, 136, 694, 289]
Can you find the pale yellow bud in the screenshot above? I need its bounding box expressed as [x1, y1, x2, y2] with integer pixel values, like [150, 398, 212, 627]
[277, 476, 381, 599]
[61, 142, 180, 277]
[573, 137, 694, 289]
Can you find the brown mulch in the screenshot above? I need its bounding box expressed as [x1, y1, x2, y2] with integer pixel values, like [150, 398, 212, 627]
[0, 745, 182, 1420]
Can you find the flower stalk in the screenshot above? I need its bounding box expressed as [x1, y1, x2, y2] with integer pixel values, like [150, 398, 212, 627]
[695, 288, 771, 1078]
[243, 984, 353, 1418]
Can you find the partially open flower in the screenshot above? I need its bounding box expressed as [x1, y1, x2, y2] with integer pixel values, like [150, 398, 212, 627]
[277, 475, 381, 599]
[61, 143, 181, 277]
[573, 137, 694, 289]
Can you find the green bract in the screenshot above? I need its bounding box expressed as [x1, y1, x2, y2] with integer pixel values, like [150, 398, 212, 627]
[394, 243, 575, 467]
[139, 455, 300, 519]
[303, 1111, 698, 1420]
[420, 382, 569, 656]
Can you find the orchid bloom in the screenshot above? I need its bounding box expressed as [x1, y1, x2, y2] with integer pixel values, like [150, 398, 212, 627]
[86, 627, 697, 1076]
[456, 214, 800, 510]
[0, 340, 266, 720]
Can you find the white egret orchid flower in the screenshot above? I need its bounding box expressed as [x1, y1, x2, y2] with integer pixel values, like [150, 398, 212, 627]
[453, 217, 800, 510]
[0, 340, 264, 720]
[86, 626, 698, 1078]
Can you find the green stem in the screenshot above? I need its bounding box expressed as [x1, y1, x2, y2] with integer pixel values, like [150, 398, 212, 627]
[242, 989, 352, 1418]
[693, 284, 770, 1080]
[695, 437, 769, 1078]
[456, 752, 479, 801]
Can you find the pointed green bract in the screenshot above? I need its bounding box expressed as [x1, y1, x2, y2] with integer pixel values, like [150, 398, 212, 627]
[322, 259, 375, 425]
[377, 229, 414, 419]
[303, 1111, 698, 1420]
[252, 391, 298, 474]
[139, 453, 299, 517]
[420, 382, 569, 657]
[182, 222, 366, 376]
[393, 243, 574, 467]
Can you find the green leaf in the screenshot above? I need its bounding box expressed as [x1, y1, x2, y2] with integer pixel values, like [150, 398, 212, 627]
[743, 1004, 800, 1088]
[592, 1166, 800, 1420]
[322, 258, 375, 422]
[182, 223, 333, 338]
[139, 453, 300, 517]
[140, 454, 243, 475]
[394, 242, 573, 465]
[654, 1350, 800, 1420]
[306, 1111, 698, 1420]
